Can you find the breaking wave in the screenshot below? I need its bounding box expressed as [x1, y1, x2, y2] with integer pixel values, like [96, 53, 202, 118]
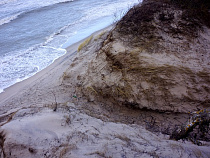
[0, 0, 75, 26]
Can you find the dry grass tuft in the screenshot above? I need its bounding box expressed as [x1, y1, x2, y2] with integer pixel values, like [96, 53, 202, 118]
[94, 31, 106, 41]
[78, 36, 93, 52]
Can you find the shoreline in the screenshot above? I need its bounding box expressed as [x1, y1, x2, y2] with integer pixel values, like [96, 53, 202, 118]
[0, 25, 113, 106]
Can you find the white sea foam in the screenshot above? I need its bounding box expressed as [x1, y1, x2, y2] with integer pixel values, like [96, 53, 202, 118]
[81, 0, 139, 23]
[0, 12, 23, 26]
[0, 89, 4, 94]
[84, 0, 139, 20]
[0, 43, 66, 91]
[43, 24, 74, 46]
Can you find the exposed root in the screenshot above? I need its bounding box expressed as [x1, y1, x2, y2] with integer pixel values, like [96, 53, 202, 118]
[170, 109, 210, 144]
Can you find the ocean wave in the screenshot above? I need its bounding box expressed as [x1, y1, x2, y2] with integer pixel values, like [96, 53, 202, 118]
[43, 21, 81, 47]
[43, 25, 71, 46]
[0, 12, 23, 26]
[44, 0, 140, 48]
[82, 0, 139, 23]
[0, 0, 75, 26]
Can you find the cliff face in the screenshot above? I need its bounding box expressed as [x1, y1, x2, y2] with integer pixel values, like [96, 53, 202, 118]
[74, 0, 210, 113]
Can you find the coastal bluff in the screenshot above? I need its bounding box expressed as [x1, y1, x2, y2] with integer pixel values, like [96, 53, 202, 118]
[76, 0, 210, 113]
[1, 0, 210, 157]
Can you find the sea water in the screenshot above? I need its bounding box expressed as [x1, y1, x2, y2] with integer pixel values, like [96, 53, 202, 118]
[0, 0, 140, 93]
